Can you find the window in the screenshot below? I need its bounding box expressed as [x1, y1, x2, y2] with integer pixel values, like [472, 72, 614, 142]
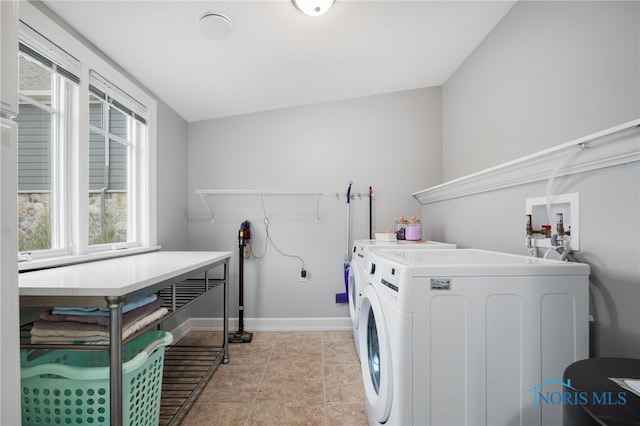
[16, 16, 156, 269]
[16, 55, 54, 251]
[16, 28, 78, 255]
[88, 72, 147, 248]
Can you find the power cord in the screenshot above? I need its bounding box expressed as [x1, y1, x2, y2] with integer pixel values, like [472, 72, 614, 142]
[250, 194, 307, 277]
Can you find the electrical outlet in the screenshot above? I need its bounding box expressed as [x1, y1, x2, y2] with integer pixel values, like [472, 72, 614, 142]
[525, 192, 580, 251]
[300, 269, 309, 282]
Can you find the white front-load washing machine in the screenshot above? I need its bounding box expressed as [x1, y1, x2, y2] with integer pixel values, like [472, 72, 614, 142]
[358, 248, 590, 426]
[348, 240, 456, 359]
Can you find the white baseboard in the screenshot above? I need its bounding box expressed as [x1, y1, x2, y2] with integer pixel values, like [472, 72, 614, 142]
[166, 317, 352, 342]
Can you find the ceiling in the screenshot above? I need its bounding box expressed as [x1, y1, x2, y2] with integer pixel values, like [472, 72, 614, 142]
[42, 0, 517, 123]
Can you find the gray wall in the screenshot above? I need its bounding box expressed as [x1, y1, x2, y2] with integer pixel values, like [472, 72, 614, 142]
[186, 88, 442, 321]
[442, 0, 639, 180]
[156, 99, 189, 251]
[428, 1, 640, 357]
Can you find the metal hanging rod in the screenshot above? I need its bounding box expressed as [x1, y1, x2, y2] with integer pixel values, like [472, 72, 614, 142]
[329, 192, 375, 199]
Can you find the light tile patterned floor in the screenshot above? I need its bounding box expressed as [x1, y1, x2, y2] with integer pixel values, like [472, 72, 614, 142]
[177, 330, 368, 426]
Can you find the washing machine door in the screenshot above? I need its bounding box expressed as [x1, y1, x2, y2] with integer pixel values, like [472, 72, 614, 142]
[348, 259, 364, 328]
[348, 261, 361, 359]
[348, 261, 358, 326]
[359, 282, 393, 424]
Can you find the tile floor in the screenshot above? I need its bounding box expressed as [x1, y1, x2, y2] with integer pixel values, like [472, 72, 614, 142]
[177, 330, 368, 426]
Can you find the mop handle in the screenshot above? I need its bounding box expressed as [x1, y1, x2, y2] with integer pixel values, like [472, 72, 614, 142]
[369, 186, 373, 239]
[346, 181, 352, 256]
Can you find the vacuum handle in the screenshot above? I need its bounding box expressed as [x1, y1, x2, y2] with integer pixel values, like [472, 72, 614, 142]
[239, 220, 251, 247]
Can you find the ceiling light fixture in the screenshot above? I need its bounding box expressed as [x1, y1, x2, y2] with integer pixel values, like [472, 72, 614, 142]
[292, 0, 335, 17]
[199, 12, 232, 40]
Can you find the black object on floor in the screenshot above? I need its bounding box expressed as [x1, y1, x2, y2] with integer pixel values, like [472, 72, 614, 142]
[563, 357, 640, 426]
[229, 220, 253, 343]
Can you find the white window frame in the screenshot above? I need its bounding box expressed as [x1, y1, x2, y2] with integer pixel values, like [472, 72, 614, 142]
[18, 2, 157, 271]
[17, 26, 77, 260]
[87, 72, 145, 251]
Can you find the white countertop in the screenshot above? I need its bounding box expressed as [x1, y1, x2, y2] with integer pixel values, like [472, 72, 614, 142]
[19, 251, 232, 298]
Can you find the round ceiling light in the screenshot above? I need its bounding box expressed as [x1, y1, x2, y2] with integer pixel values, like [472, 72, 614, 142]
[199, 13, 232, 40]
[292, 0, 335, 17]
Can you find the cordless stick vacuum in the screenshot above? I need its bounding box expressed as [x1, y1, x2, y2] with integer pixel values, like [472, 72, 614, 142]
[229, 220, 253, 343]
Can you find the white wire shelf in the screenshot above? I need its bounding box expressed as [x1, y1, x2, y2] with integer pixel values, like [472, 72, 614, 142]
[194, 190, 322, 223]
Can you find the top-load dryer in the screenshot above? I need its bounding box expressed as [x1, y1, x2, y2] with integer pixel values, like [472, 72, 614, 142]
[348, 239, 456, 359]
[358, 248, 590, 426]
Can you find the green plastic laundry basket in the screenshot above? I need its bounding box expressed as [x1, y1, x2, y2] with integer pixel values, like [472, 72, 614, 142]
[20, 330, 173, 426]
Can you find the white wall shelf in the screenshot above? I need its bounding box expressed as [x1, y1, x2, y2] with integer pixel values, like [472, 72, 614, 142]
[413, 119, 640, 205]
[195, 190, 323, 223]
